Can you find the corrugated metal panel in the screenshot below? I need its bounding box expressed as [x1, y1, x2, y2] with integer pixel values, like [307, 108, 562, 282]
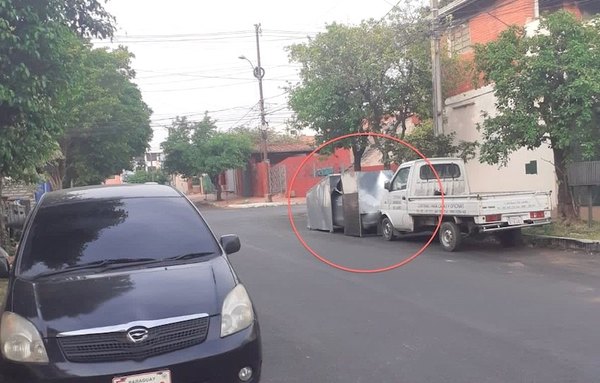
[567, 161, 600, 186]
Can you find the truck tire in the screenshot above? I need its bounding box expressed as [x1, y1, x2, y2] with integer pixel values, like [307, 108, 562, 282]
[381, 217, 396, 241]
[497, 229, 523, 247]
[439, 221, 462, 252]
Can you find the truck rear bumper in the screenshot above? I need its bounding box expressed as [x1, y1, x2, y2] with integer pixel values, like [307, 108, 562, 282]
[478, 218, 551, 232]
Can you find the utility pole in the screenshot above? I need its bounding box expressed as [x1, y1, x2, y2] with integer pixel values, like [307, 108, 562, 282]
[254, 23, 272, 202]
[431, 0, 443, 136]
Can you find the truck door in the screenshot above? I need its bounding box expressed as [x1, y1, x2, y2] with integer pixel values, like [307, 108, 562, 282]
[387, 167, 412, 231]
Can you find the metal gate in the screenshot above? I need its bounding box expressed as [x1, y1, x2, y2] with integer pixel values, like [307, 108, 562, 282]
[269, 164, 287, 195]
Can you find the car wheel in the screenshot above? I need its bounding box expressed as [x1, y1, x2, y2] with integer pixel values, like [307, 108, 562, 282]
[439, 221, 462, 252]
[381, 217, 395, 241]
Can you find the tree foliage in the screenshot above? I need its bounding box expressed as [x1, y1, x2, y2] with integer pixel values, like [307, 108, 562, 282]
[161, 117, 198, 178]
[0, 0, 115, 182]
[46, 45, 153, 189]
[125, 169, 169, 185]
[287, 2, 432, 170]
[474, 11, 600, 218]
[392, 120, 478, 164]
[161, 114, 252, 200]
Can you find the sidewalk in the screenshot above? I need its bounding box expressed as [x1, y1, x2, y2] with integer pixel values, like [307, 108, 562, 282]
[187, 192, 306, 208]
[523, 233, 600, 253]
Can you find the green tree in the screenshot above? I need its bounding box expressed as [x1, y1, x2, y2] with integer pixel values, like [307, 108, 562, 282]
[0, 0, 114, 181]
[288, 4, 432, 170]
[474, 11, 600, 219]
[162, 114, 252, 201]
[195, 132, 252, 201]
[392, 120, 478, 164]
[45, 46, 152, 188]
[0, 0, 115, 244]
[161, 117, 202, 178]
[125, 169, 169, 184]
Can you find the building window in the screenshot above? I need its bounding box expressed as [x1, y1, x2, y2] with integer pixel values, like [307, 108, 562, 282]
[525, 160, 538, 175]
[448, 24, 471, 55]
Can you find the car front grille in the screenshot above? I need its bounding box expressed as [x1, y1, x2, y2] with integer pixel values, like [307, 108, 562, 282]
[57, 316, 210, 363]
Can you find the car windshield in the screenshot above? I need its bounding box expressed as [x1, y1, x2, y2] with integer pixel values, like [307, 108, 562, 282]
[18, 197, 220, 278]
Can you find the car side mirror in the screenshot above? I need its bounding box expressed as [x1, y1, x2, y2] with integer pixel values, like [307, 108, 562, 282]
[384, 181, 391, 191]
[220, 235, 241, 255]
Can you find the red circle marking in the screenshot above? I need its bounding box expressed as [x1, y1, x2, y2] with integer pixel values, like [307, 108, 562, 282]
[287, 132, 446, 273]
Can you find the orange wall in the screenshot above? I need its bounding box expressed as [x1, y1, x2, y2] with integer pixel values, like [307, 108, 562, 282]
[447, 0, 535, 97]
[469, 0, 535, 46]
[248, 149, 402, 197]
[446, 0, 590, 97]
[103, 175, 123, 185]
[277, 148, 352, 198]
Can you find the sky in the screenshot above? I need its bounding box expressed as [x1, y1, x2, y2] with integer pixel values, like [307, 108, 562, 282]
[94, 0, 397, 150]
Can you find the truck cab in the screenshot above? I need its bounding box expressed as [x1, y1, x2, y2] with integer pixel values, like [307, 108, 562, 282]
[381, 158, 468, 232]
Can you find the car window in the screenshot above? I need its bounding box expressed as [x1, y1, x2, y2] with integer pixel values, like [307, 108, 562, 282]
[18, 197, 220, 278]
[391, 168, 410, 191]
[420, 163, 461, 180]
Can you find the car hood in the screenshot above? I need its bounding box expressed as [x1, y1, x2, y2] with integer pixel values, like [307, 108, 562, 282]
[11, 256, 237, 337]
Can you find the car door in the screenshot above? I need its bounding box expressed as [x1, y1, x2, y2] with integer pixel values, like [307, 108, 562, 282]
[387, 167, 413, 231]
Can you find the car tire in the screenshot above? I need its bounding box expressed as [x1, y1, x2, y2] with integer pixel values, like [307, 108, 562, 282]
[381, 217, 395, 241]
[497, 229, 523, 247]
[439, 221, 462, 252]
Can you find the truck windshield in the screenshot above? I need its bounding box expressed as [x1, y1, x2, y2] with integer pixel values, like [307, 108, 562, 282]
[18, 197, 221, 278]
[392, 168, 410, 191]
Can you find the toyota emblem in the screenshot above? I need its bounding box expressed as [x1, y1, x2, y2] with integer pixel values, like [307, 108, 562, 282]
[126, 327, 149, 343]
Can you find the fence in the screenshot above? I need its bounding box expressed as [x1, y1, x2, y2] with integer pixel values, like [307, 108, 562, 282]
[269, 164, 287, 195]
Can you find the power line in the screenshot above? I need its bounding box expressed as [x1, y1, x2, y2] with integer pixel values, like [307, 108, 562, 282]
[228, 103, 260, 130]
[93, 32, 316, 45]
[142, 80, 257, 92]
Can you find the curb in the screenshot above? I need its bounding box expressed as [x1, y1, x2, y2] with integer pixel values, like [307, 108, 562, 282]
[523, 233, 600, 253]
[223, 201, 305, 209]
[194, 201, 306, 209]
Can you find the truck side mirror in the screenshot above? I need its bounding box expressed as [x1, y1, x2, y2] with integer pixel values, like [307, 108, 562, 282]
[384, 181, 391, 191]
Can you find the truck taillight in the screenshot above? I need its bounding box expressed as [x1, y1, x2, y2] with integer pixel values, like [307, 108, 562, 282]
[530, 211, 545, 219]
[485, 214, 501, 222]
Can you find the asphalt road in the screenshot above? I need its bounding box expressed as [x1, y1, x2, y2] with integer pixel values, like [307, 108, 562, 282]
[200, 205, 600, 383]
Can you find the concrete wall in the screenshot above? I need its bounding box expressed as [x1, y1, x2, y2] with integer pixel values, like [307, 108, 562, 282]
[445, 84, 558, 206]
[579, 206, 600, 221]
[171, 174, 190, 195]
[277, 148, 352, 198]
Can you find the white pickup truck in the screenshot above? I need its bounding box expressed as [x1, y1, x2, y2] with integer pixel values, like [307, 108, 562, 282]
[380, 158, 552, 251]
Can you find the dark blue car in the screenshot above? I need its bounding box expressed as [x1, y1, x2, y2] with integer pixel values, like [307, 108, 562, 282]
[0, 184, 261, 383]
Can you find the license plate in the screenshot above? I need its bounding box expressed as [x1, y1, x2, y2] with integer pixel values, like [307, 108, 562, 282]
[112, 370, 171, 383]
[507, 216, 523, 225]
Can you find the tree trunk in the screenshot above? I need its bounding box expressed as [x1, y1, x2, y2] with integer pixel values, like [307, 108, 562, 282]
[352, 142, 363, 171]
[552, 147, 578, 220]
[46, 159, 65, 191]
[212, 174, 222, 201]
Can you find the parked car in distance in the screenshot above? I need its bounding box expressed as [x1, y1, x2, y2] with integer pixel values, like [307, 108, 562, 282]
[0, 184, 261, 383]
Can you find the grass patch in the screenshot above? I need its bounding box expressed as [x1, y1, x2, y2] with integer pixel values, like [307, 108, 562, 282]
[524, 220, 600, 241]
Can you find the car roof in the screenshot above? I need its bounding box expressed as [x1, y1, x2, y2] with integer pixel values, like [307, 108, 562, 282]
[40, 184, 181, 207]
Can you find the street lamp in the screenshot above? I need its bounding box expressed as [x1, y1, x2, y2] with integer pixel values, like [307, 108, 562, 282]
[239, 52, 272, 202]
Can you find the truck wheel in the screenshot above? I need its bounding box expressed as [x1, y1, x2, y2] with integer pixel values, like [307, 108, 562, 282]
[497, 229, 522, 247]
[381, 217, 395, 241]
[439, 221, 462, 252]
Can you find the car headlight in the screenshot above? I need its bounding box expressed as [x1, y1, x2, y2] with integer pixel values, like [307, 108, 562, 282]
[220, 284, 254, 337]
[1, 312, 49, 363]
